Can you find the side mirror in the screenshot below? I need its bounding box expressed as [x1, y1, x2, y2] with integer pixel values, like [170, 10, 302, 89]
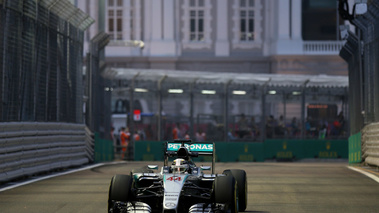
[147, 165, 159, 170]
[200, 166, 211, 171]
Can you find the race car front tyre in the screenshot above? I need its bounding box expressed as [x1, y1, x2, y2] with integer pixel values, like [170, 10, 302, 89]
[108, 174, 132, 212]
[223, 169, 248, 211]
[213, 175, 237, 213]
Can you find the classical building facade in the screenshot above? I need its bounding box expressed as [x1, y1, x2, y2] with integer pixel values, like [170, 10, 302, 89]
[79, 0, 349, 75]
[77, 0, 351, 140]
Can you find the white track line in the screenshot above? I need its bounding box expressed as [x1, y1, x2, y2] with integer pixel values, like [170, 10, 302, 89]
[0, 163, 106, 192]
[348, 166, 379, 183]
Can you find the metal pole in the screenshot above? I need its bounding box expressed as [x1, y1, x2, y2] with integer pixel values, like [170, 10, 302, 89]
[283, 91, 287, 123]
[224, 81, 231, 142]
[157, 76, 166, 141]
[300, 81, 309, 139]
[358, 30, 365, 123]
[301, 87, 306, 139]
[189, 83, 194, 139]
[336, 0, 339, 41]
[261, 86, 267, 142]
[129, 79, 135, 160]
[129, 73, 139, 160]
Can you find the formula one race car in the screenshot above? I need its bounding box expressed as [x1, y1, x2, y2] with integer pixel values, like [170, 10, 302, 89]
[108, 140, 247, 213]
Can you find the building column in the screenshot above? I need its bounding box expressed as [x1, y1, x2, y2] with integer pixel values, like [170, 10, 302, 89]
[215, 0, 229, 56]
[135, 0, 142, 41]
[278, 0, 290, 40]
[163, 0, 176, 55]
[124, 0, 132, 40]
[150, 0, 163, 56]
[151, 0, 162, 41]
[150, 0, 176, 56]
[276, 0, 302, 54]
[291, 0, 302, 40]
[143, 0, 152, 56]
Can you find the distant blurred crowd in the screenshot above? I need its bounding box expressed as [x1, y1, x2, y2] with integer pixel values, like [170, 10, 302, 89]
[110, 111, 346, 159]
[232, 112, 346, 140]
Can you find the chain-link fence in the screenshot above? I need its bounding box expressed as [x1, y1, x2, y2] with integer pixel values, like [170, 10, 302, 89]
[85, 31, 111, 138]
[0, 0, 93, 123]
[340, 0, 379, 133]
[340, 0, 379, 167]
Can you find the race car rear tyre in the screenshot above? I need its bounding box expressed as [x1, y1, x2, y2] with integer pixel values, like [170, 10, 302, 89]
[223, 169, 248, 211]
[108, 174, 132, 211]
[213, 175, 237, 213]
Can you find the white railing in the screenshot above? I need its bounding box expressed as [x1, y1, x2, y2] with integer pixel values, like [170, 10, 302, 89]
[303, 41, 346, 55]
[0, 122, 94, 182]
[361, 123, 379, 167]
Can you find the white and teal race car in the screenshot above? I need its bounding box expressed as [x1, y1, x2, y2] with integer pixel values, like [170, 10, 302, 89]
[108, 140, 247, 213]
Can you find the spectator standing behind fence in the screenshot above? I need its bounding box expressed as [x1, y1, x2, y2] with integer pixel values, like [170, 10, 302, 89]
[196, 130, 206, 141]
[120, 127, 130, 159]
[184, 132, 190, 140]
[133, 131, 141, 141]
[237, 113, 249, 138]
[266, 115, 275, 138]
[172, 123, 180, 140]
[248, 116, 260, 138]
[319, 124, 327, 139]
[275, 115, 286, 136]
[332, 116, 342, 136]
[337, 111, 345, 135]
[111, 127, 116, 155]
[290, 117, 300, 137]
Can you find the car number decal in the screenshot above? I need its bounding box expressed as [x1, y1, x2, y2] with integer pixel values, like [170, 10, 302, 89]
[166, 176, 181, 181]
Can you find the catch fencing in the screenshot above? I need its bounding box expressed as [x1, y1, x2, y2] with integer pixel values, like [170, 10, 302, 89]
[340, 0, 379, 167]
[0, 0, 93, 122]
[0, 0, 95, 181]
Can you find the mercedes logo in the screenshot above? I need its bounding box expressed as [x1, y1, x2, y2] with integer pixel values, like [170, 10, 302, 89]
[165, 202, 176, 208]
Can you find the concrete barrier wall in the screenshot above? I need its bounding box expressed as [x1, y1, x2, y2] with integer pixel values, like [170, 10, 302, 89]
[361, 123, 379, 167]
[0, 122, 94, 182]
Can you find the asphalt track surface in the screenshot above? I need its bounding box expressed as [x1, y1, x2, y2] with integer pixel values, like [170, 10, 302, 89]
[0, 161, 378, 213]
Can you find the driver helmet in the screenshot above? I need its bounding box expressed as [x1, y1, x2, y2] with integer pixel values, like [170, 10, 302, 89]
[171, 158, 189, 174]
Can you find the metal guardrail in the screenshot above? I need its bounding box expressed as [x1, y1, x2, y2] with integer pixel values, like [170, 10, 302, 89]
[361, 123, 379, 167]
[0, 122, 94, 182]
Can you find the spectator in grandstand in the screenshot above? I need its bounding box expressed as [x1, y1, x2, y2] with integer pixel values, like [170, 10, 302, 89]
[184, 132, 190, 140]
[266, 115, 275, 138]
[337, 111, 345, 135]
[305, 117, 318, 137]
[111, 127, 117, 154]
[248, 116, 260, 138]
[133, 130, 141, 141]
[275, 115, 286, 136]
[228, 129, 236, 140]
[319, 124, 327, 139]
[145, 124, 154, 140]
[331, 112, 345, 136]
[237, 113, 249, 138]
[196, 129, 206, 141]
[172, 123, 180, 139]
[290, 117, 300, 137]
[120, 127, 130, 159]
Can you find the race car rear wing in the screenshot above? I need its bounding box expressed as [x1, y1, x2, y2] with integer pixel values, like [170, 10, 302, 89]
[164, 140, 216, 173]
